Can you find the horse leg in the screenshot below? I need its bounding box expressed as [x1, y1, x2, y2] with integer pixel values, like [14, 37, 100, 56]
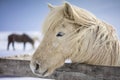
[7, 41, 11, 50]
[23, 42, 26, 50]
[12, 42, 15, 50]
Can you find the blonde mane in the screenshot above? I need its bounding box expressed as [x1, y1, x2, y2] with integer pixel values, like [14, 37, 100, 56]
[42, 3, 120, 66]
[30, 2, 120, 77]
[43, 3, 98, 34]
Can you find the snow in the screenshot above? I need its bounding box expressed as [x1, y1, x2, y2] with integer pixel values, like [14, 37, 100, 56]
[0, 31, 42, 57]
[0, 31, 71, 80]
[0, 31, 54, 80]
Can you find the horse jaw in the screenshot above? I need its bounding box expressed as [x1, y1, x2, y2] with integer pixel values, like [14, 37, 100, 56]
[30, 49, 66, 77]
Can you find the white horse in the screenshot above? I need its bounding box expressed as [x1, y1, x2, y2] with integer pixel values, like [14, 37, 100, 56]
[30, 2, 120, 77]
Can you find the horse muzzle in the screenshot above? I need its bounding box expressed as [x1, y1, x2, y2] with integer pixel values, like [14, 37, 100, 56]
[30, 61, 49, 77]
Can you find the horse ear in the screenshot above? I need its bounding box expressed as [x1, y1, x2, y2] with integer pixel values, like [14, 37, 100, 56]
[48, 3, 55, 10]
[64, 2, 74, 20]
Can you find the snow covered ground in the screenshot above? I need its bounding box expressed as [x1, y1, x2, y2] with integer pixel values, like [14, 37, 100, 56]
[0, 31, 72, 80]
[0, 31, 53, 80]
[0, 31, 42, 57]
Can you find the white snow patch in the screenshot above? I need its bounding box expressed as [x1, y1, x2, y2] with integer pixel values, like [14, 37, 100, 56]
[0, 31, 42, 57]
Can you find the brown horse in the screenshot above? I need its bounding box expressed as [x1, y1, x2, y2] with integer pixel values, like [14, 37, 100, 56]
[7, 33, 34, 50]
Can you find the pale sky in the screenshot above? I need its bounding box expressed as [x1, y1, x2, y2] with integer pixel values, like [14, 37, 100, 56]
[0, 0, 120, 36]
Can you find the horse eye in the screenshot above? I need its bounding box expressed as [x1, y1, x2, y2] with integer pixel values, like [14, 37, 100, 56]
[56, 32, 65, 37]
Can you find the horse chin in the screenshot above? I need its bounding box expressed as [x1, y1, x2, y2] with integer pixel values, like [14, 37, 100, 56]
[33, 69, 53, 77]
[42, 69, 53, 77]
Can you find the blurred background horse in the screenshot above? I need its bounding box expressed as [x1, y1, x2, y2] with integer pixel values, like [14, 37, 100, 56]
[7, 33, 34, 50]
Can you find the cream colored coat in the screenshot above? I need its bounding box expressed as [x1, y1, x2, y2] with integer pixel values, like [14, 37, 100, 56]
[30, 2, 120, 77]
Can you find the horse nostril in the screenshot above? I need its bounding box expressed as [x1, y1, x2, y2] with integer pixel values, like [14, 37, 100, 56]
[35, 63, 39, 70]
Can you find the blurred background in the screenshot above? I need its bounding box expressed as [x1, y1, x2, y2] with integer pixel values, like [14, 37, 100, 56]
[0, 0, 120, 80]
[0, 0, 120, 57]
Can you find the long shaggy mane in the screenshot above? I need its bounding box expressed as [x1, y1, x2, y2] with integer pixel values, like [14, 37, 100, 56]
[42, 3, 120, 66]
